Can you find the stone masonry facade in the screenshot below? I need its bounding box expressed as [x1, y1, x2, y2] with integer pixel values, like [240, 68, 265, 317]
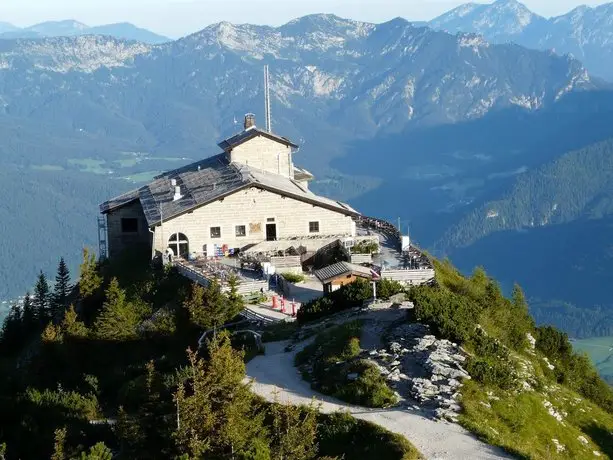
[150, 186, 356, 256]
[227, 136, 294, 179]
[106, 200, 151, 259]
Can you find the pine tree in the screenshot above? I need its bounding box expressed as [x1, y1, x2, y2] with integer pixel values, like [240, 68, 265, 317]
[471, 266, 488, 287]
[33, 271, 51, 325]
[41, 322, 63, 344]
[184, 283, 206, 328]
[94, 278, 140, 341]
[226, 274, 244, 320]
[61, 305, 88, 339]
[51, 427, 67, 460]
[79, 248, 102, 300]
[269, 399, 318, 460]
[22, 292, 35, 330]
[174, 333, 267, 458]
[203, 279, 232, 330]
[115, 407, 145, 457]
[51, 257, 71, 318]
[512, 284, 528, 312]
[0, 304, 23, 352]
[184, 280, 233, 330]
[79, 443, 112, 460]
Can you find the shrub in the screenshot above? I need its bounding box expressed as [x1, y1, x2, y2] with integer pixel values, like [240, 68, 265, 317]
[295, 321, 363, 367]
[409, 286, 481, 344]
[377, 279, 405, 301]
[352, 240, 379, 255]
[280, 272, 305, 283]
[336, 362, 398, 408]
[25, 388, 101, 421]
[296, 321, 396, 408]
[535, 325, 573, 360]
[246, 291, 268, 304]
[261, 321, 299, 343]
[297, 279, 373, 323]
[465, 357, 516, 390]
[317, 412, 421, 459]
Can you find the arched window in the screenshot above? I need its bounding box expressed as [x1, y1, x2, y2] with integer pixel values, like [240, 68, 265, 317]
[168, 233, 189, 258]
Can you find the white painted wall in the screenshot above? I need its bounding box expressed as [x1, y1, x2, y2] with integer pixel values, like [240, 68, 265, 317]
[152, 187, 355, 256]
[228, 135, 294, 178]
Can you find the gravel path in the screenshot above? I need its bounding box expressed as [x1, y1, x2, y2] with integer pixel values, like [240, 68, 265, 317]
[246, 340, 513, 460]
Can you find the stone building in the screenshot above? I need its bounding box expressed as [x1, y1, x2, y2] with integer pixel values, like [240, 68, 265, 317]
[100, 115, 360, 260]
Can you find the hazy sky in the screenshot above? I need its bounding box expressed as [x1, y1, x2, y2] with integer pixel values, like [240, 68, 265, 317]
[0, 0, 611, 38]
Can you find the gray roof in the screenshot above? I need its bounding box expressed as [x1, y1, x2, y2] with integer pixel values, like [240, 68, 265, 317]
[218, 127, 298, 151]
[100, 153, 360, 227]
[314, 261, 375, 283]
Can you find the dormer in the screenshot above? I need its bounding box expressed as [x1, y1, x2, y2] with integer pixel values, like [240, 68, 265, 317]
[218, 114, 299, 179]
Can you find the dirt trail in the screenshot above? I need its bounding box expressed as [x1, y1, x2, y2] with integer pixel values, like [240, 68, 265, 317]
[246, 338, 513, 460]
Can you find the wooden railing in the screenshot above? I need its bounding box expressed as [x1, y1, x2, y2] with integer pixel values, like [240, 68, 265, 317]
[174, 259, 268, 296]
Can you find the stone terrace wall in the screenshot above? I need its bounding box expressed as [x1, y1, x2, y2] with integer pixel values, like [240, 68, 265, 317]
[381, 269, 435, 286]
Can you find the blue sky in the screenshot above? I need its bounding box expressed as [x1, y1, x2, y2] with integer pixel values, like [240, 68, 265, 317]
[0, 0, 610, 38]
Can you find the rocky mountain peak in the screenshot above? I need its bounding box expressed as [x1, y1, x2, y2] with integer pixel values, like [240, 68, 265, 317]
[280, 14, 376, 41]
[431, 0, 542, 38]
[28, 19, 90, 35]
[428, 1, 613, 80]
[0, 35, 151, 73]
[0, 21, 18, 33]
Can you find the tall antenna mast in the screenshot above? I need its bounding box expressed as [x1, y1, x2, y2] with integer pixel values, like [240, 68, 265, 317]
[264, 65, 272, 133]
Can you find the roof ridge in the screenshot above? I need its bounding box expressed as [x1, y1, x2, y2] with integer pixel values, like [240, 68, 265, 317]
[154, 152, 228, 179]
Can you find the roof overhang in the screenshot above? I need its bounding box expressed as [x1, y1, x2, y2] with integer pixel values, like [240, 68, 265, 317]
[99, 190, 140, 214]
[218, 128, 299, 151]
[315, 262, 377, 283]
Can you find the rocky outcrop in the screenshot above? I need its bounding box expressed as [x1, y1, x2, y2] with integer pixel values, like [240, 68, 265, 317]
[365, 322, 470, 422]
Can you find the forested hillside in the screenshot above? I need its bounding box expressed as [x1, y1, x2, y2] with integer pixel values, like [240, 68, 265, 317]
[436, 138, 613, 337]
[449, 216, 613, 338]
[0, 247, 420, 459]
[2, 244, 612, 459]
[440, 138, 613, 250]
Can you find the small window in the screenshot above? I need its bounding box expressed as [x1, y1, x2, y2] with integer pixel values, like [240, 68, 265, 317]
[121, 218, 138, 233]
[309, 221, 320, 233]
[235, 225, 246, 237]
[267, 217, 275, 222]
[210, 227, 221, 238]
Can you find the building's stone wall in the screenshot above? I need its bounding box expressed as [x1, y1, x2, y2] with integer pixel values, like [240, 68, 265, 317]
[228, 135, 294, 178]
[152, 187, 355, 256]
[106, 200, 151, 258]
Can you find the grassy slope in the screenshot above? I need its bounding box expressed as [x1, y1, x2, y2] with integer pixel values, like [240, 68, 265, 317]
[295, 321, 398, 409]
[418, 260, 613, 459]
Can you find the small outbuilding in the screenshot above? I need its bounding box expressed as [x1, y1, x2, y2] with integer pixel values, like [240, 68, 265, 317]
[314, 261, 378, 295]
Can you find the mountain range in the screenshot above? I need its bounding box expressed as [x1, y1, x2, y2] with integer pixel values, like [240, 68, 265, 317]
[0, 13, 612, 339]
[0, 19, 170, 44]
[429, 0, 613, 81]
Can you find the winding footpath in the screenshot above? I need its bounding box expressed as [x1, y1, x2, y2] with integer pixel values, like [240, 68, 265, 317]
[246, 340, 513, 460]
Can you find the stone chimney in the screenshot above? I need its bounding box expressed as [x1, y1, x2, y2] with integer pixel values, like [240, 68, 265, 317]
[171, 178, 182, 201]
[244, 113, 256, 130]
